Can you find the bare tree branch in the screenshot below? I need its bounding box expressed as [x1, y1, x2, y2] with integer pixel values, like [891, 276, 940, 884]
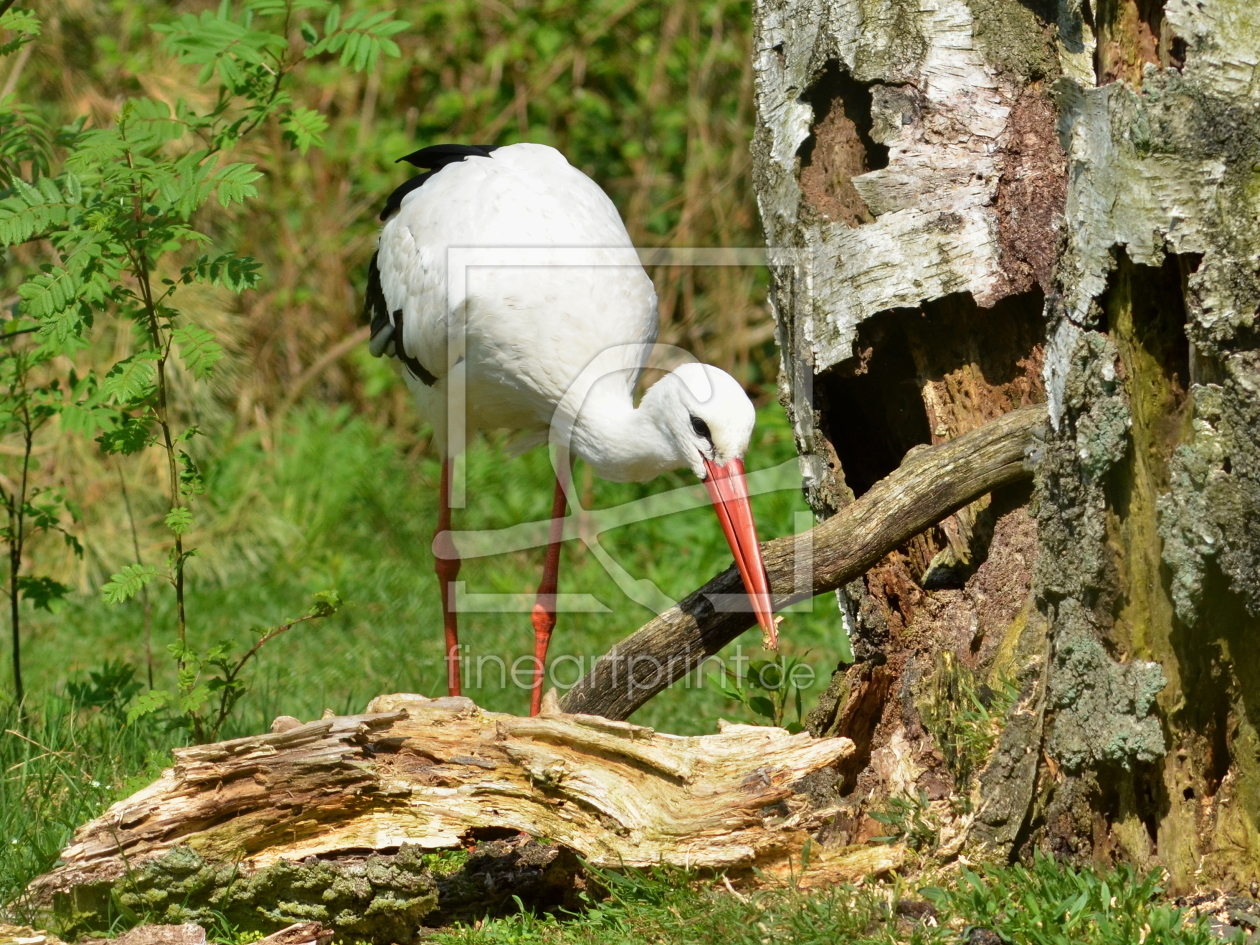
[559, 404, 1046, 720]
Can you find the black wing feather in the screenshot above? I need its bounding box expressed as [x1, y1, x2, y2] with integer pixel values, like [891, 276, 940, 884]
[396, 143, 500, 168]
[378, 143, 501, 221]
[378, 170, 435, 221]
[370, 143, 502, 382]
[362, 251, 437, 386]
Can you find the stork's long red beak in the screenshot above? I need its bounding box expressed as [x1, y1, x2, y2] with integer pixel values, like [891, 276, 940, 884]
[702, 456, 778, 649]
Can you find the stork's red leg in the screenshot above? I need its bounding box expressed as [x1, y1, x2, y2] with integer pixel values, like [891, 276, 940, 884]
[529, 471, 568, 716]
[435, 458, 462, 697]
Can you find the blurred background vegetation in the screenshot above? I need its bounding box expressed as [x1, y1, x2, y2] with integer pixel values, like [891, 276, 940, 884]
[0, 0, 856, 907]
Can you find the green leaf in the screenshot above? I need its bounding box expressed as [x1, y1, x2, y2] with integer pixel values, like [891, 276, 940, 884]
[179, 451, 205, 496]
[747, 695, 776, 721]
[309, 8, 408, 72]
[280, 106, 329, 155]
[63, 172, 83, 205]
[179, 683, 212, 715]
[173, 324, 224, 379]
[184, 253, 261, 292]
[0, 9, 41, 44]
[17, 575, 70, 611]
[0, 201, 44, 246]
[60, 401, 110, 437]
[126, 688, 172, 724]
[211, 161, 263, 207]
[918, 886, 948, 903]
[101, 355, 158, 404]
[18, 266, 82, 321]
[165, 506, 194, 536]
[97, 414, 154, 455]
[101, 563, 160, 604]
[10, 176, 43, 207]
[309, 588, 342, 617]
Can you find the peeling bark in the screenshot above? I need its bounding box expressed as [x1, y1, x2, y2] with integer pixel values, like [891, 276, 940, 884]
[750, 0, 1254, 897]
[754, 0, 1260, 891]
[751, 0, 1071, 851]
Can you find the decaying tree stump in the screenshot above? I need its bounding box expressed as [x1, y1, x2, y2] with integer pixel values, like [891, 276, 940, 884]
[27, 695, 898, 939]
[750, 0, 1260, 894]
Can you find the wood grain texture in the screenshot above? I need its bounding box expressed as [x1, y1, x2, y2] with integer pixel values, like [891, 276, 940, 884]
[29, 696, 857, 900]
[559, 404, 1045, 720]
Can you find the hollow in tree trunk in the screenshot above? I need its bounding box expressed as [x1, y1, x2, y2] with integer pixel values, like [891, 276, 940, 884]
[750, 0, 1260, 889]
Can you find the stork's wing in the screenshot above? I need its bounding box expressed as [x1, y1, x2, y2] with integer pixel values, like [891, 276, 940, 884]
[364, 251, 437, 386]
[368, 143, 659, 407]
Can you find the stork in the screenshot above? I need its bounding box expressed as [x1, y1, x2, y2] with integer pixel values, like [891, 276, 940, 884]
[364, 142, 776, 716]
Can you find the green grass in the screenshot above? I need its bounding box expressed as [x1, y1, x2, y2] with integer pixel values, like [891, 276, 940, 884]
[427, 859, 1226, 945]
[1, 394, 851, 918]
[0, 699, 173, 917]
[16, 396, 845, 736]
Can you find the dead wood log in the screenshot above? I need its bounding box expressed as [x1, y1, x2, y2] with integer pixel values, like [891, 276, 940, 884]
[560, 404, 1044, 721]
[28, 694, 877, 921]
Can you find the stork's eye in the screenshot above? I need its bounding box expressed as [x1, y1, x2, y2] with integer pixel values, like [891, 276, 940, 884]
[690, 415, 712, 442]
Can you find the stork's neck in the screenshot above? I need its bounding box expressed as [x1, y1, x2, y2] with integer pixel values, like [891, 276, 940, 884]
[566, 374, 681, 483]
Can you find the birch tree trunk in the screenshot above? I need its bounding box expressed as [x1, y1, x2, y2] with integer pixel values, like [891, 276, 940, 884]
[751, 0, 1260, 890]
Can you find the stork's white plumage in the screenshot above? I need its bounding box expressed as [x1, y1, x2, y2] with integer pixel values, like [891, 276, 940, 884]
[365, 142, 775, 715]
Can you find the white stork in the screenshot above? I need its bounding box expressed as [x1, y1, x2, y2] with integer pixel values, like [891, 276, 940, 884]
[364, 142, 775, 716]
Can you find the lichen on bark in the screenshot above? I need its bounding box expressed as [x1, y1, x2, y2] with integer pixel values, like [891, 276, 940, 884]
[1160, 371, 1260, 622]
[1033, 327, 1167, 772]
[753, 0, 1260, 886]
[1026, 0, 1260, 885]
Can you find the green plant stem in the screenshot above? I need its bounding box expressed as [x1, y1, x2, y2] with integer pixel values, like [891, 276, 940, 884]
[123, 152, 189, 677]
[6, 368, 32, 708]
[205, 606, 331, 741]
[7, 502, 20, 707]
[115, 461, 154, 690]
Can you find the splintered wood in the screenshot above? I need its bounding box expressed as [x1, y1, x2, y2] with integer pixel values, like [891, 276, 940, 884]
[30, 696, 858, 901]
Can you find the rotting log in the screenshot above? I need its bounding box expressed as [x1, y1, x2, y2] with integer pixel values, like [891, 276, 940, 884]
[27, 694, 895, 934]
[560, 403, 1045, 721]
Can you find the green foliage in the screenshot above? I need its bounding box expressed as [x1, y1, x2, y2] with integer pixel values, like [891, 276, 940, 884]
[16, 575, 70, 612]
[280, 106, 330, 155]
[101, 563, 160, 604]
[717, 651, 810, 731]
[0, 8, 47, 186]
[917, 652, 1020, 799]
[430, 858, 1224, 944]
[127, 590, 343, 742]
[0, 311, 86, 703]
[304, 6, 409, 71]
[0, 693, 175, 919]
[0, 0, 405, 730]
[869, 790, 941, 852]
[923, 854, 1226, 945]
[63, 660, 145, 722]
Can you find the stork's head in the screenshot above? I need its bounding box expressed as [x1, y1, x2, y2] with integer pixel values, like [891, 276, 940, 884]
[649, 363, 777, 647]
